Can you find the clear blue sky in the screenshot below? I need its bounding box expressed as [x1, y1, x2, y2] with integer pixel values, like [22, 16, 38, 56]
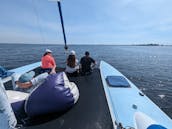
[0, 0, 172, 45]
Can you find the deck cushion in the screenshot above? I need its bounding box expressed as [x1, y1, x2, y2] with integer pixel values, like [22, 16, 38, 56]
[25, 72, 75, 117]
[147, 124, 167, 129]
[11, 100, 27, 124]
[106, 76, 130, 87]
[7, 90, 29, 123]
[0, 66, 14, 78]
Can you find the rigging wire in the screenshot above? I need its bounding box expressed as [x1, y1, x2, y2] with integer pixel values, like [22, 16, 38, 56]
[31, 0, 45, 44]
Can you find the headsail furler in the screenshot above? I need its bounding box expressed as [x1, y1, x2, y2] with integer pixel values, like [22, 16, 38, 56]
[57, 0, 68, 50]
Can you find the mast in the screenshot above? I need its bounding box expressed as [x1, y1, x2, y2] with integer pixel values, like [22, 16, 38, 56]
[57, 0, 68, 50]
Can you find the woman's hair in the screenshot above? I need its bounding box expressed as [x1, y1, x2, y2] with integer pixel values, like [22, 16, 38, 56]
[67, 55, 76, 68]
[43, 52, 50, 56]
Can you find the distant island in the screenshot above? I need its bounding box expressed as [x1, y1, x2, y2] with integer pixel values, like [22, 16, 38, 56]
[132, 43, 163, 46]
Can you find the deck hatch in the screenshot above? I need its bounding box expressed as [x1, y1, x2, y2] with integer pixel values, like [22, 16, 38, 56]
[106, 76, 130, 88]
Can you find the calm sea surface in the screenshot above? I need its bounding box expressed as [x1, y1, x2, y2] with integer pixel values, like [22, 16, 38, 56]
[0, 44, 172, 118]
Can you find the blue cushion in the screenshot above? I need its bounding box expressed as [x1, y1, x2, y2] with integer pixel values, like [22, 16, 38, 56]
[25, 72, 74, 117]
[147, 124, 167, 129]
[106, 76, 130, 87]
[11, 101, 27, 123]
[0, 66, 14, 78]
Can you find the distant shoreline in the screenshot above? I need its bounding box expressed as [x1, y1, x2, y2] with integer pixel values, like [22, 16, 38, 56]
[132, 43, 164, 46]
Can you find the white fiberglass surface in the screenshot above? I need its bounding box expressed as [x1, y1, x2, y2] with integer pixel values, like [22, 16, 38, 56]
[9, 62, 41, 74]
[100, 61, 172, 128]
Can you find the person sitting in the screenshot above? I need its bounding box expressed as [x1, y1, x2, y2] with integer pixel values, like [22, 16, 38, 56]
[80, 51, 96, 75]
[65, 50, 79, 77]
[41, 49, 56, 74]
[15, 71, 48, 93]
[14, 71, 79, 103]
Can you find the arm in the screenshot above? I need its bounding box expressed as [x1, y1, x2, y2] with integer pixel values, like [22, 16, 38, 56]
[16, 73, 48, 89]
[90, 57, 96, 69]
[51, 65, 56, 74]
[16, 81, 32, 88]
[50, 57, 56, 74]
[91, 57, 96, 65]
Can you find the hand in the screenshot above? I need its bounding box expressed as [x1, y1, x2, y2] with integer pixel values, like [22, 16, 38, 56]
[50, 69, 56, 74]
[16, 81, 22, 86]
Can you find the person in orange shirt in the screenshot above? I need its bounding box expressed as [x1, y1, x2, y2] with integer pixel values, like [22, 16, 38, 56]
[41, 49, 56, 74]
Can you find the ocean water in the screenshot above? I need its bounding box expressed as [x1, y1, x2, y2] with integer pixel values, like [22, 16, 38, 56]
[0, 44, 172, 118]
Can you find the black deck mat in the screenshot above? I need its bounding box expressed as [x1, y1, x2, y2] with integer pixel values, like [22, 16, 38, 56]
[23, 68, 113, 129]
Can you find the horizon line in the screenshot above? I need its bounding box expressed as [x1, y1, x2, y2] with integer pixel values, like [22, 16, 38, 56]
[0, 42, 171, 46]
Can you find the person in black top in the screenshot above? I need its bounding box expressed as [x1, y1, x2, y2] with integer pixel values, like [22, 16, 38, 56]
[80, 51, 96, 75]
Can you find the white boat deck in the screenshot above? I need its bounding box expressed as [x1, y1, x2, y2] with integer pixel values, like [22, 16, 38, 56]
[100, 61, 172, 128]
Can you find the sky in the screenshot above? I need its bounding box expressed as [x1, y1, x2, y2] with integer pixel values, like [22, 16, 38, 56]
[0, 0, 172, 45]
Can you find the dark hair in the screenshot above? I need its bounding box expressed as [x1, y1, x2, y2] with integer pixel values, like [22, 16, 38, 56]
[43, 52, 51, 56]
[67, 55, 76, 68]
[85, 51, 89, 56]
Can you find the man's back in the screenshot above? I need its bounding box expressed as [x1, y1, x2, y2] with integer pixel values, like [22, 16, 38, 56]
[80, 56, 95, 74]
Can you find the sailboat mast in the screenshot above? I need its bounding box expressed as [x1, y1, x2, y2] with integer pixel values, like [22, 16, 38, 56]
[57, 0, 68, 50]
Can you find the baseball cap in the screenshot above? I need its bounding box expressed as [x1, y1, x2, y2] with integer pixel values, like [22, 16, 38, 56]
[70, 50, 76, 55]
[45, 49, 52, 53]
[18, 71, 35, 83]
